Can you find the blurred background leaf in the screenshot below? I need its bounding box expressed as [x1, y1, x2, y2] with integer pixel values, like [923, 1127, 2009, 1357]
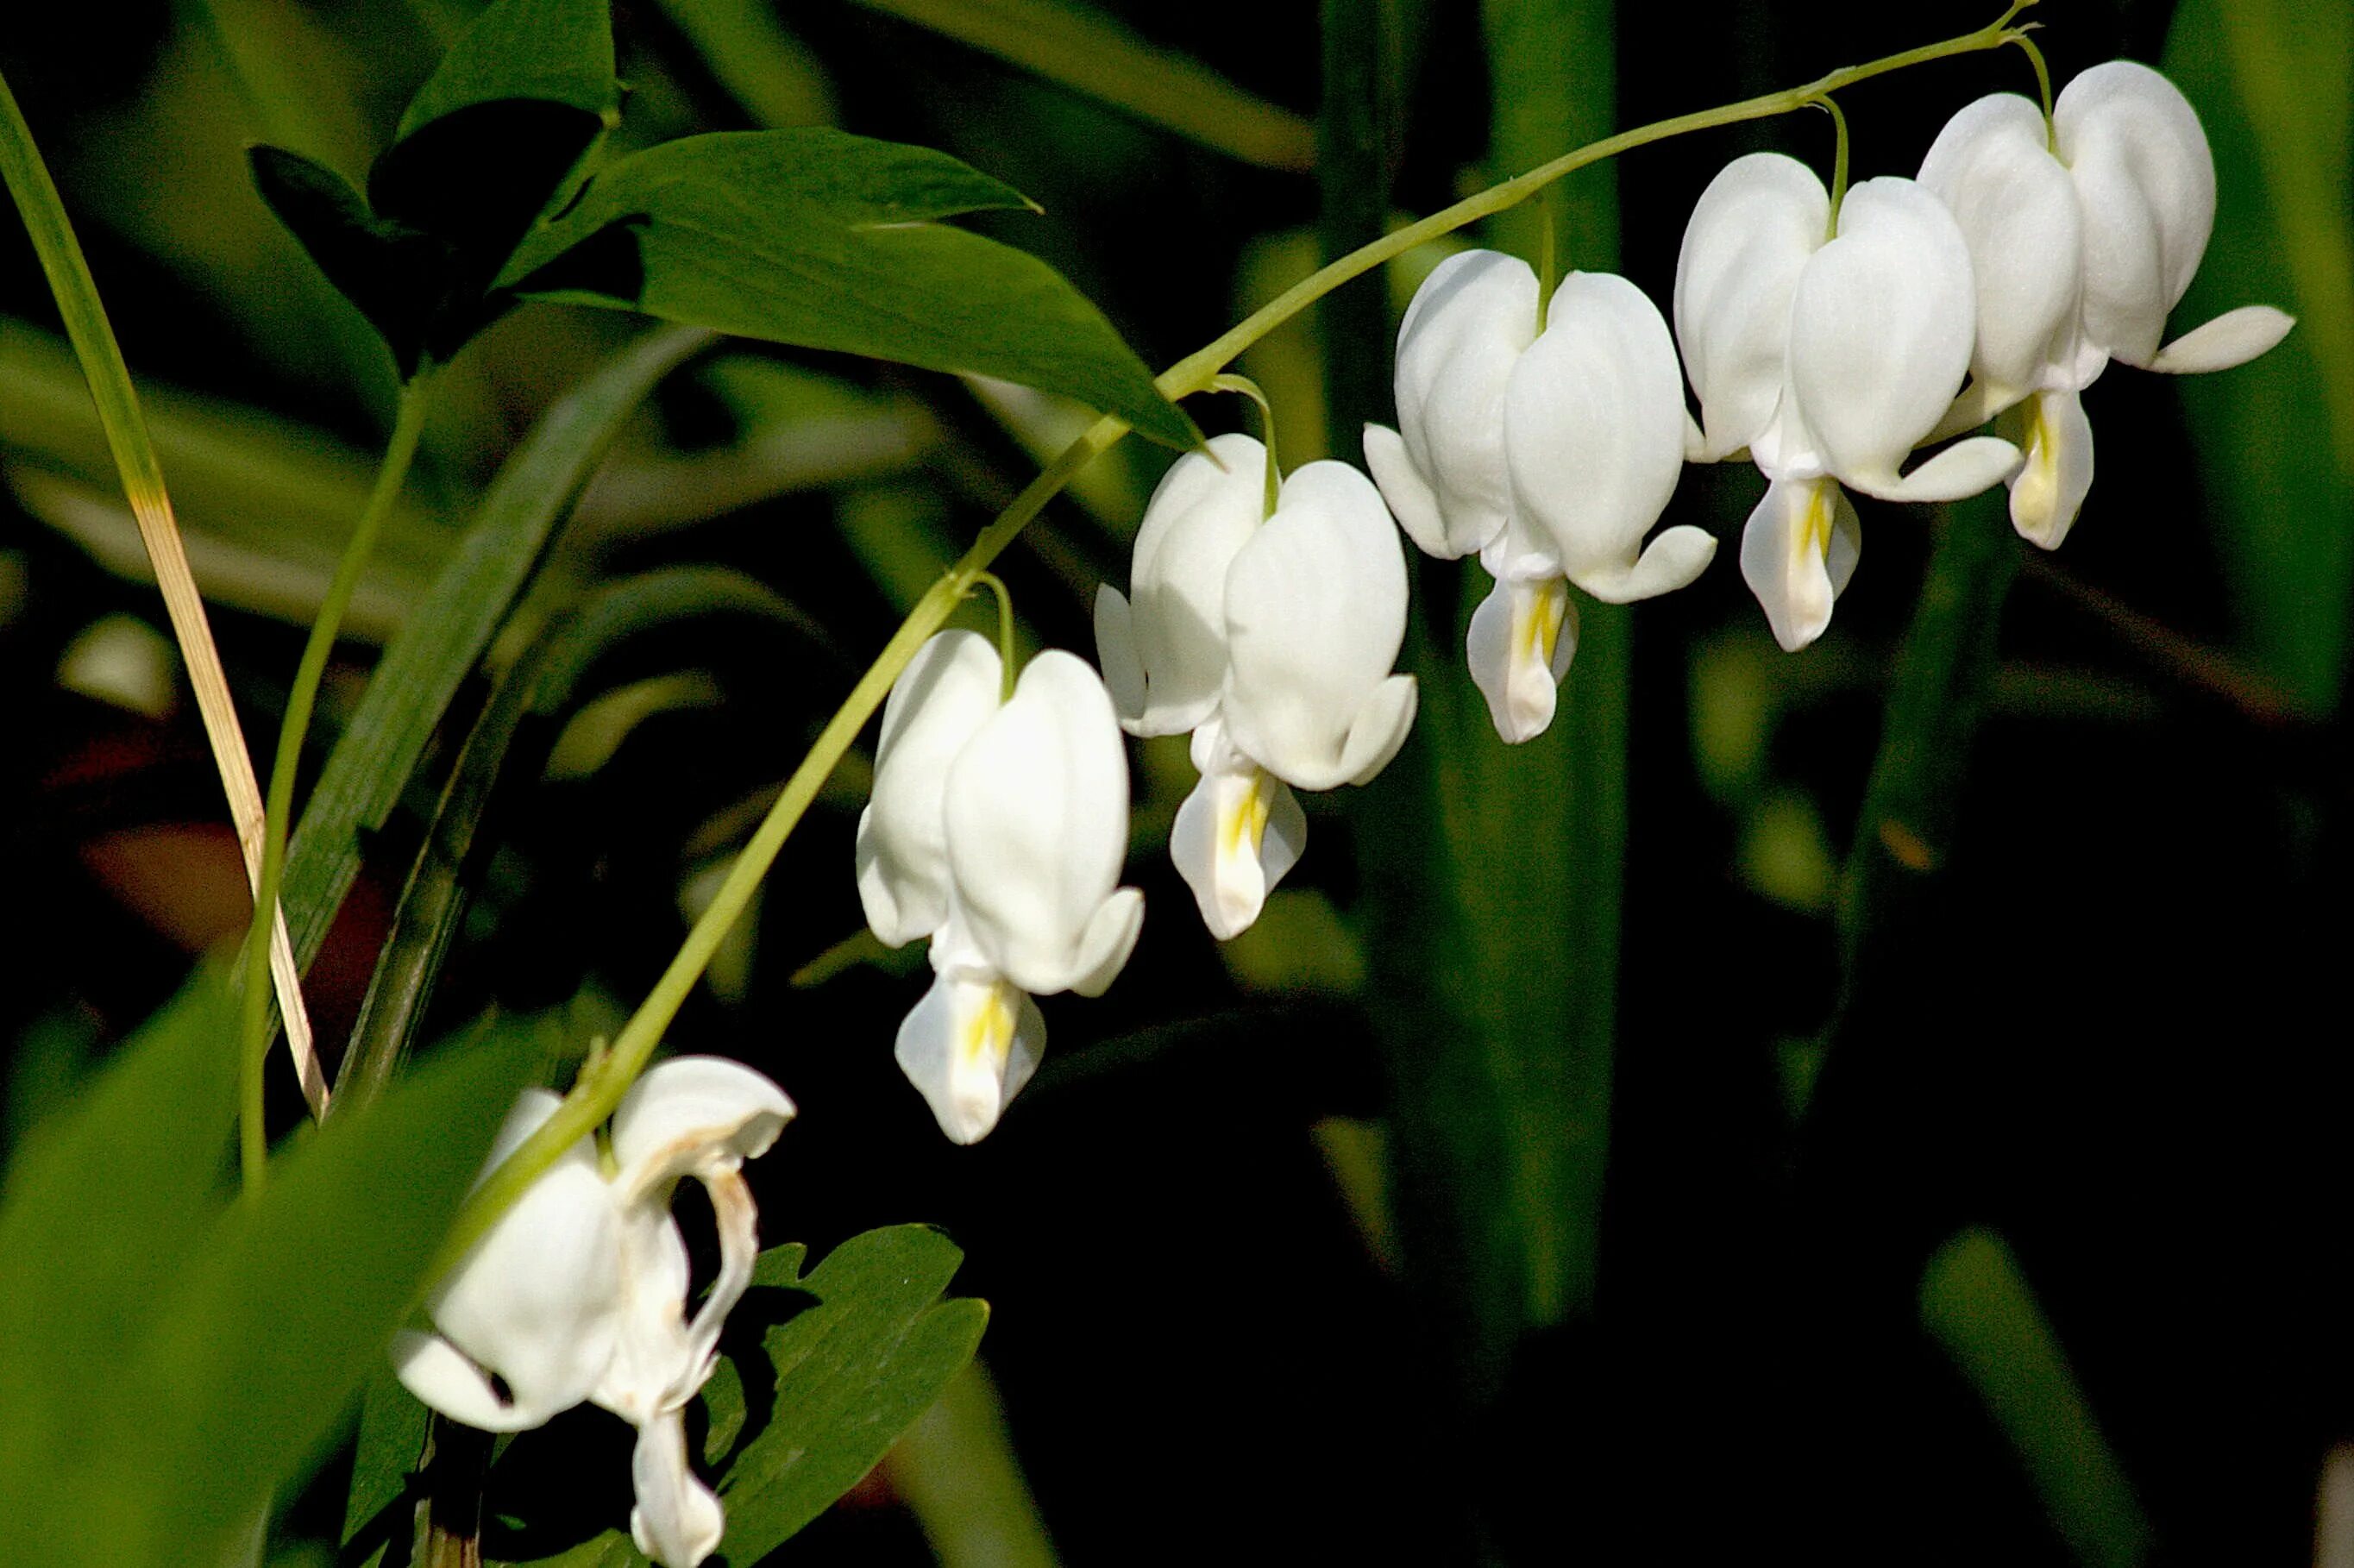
[2165, 0, 2354, 714]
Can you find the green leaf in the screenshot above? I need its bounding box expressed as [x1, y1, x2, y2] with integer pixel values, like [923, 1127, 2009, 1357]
[489, 1230, 982, 1568]
[842, 0, 1315, 171]
[2165, 0, 2354, 713]
[394, 0, 620, 142]
[0, 989, 532, 1565]
[716, 1226, 989, 1556]
[1921, 1228, 2152, 1568]
[253, 0, 623, 372]
[504, 129, 1197, 448]
[95, 1033, 532, 1565]
[337, 1361, 430, 1568]
[249, 145, 438, 375]
[283, 326, 712, 969]
[0, 969, 238, 1527]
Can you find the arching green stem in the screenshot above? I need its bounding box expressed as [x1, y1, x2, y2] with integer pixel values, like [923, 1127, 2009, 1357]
[2016, 30, 2056, 149]
[238, 371, 433, 1192]
[969, 571, 1020, 697]
[1817, 94, 1851, 236]
[434, 0, 2039, 1274]
[1537, 181, 1561, 332]
[1208, 372, 1283, 517]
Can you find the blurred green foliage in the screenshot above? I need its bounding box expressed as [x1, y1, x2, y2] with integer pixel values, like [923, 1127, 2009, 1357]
[0, 0, 2349, 1564]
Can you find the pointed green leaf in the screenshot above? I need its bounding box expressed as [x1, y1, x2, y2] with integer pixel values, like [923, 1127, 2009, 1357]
[395, 0, 620, 141]
[716, 1226, 989, 1556]
[0, 969, 237, 1527]
[1922, 1228, 2152, 1568]
[254, 0, 624, 371]
[248, 144, 436, 375]
[2166, 0, 2354, 712]
[6, 1025, 534, 1566]
[505, 129, 1197, 448]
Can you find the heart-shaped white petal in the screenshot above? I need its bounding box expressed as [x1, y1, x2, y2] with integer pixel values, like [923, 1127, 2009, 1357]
[856, 630, 1003, 947]
[1099, 432, 1267, 736]
[941, 651, 1141, 997]
[1739, 474, 1860, 653]
[1507, 271, 1710, 603]
[2056, 60, 2217, 368]
[1918, 91, 2087, 402]
[1382, 248, 1540, 558]
[1790, 177, 1993, 499]
[1675, 153, 1829, 464]
[1221, 460, 1416, 791]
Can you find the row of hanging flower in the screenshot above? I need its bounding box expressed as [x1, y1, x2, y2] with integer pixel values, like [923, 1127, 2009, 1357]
[861, 60, 2291, 1148]
[388, 60, 2291, 1568]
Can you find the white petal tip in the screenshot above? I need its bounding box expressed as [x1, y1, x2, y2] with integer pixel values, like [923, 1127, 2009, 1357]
[1093, 584, 1147, 726]
[1363, 423, 1457, 559]
[1866, 436, 2024, 505]
[1339, 674, 1419, 786]
[1573, 525, 1719, 604]
[2147, 305, 2296, 374]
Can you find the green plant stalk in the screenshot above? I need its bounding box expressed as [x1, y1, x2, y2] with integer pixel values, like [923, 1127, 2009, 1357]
[844, 0, 1316, 171]
[1921, 1228, 2151, 1565]
[1320, 0, 1390, 456]
[238, 375, 435, 1189]
[0, 66, 321, 1115]
[438, 1, 2041, 1270]
[1830, 491, 2021, 1037]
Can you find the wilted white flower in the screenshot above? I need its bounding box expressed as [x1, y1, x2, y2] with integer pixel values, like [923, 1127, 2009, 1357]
[858, 632, 1144, 1141]
[1918, 60, 2294, 547]
[1677, 156, 2022, 650]
[1098, 445, 1416, 938]
[1365, 251, 1710, 739]
[394, 1058, 794, 1568]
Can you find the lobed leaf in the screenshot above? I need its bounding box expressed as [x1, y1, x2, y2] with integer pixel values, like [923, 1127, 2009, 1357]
[716, 1225, 989, 1556]
[490, 1228, 985, 1566]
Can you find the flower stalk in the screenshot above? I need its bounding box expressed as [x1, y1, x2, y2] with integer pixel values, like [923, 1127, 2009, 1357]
[238, 372, 434, 1189]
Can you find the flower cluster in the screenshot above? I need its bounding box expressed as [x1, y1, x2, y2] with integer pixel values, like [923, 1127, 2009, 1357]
[849, 56, 2288, 1138]
[396, 1057, 794, 1568]
[857, 632, 1146, 1141]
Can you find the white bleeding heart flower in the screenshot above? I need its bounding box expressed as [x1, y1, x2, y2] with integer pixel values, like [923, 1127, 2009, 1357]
[394, 1058, 794, 1568]
[1676, 155, 2022, 651]
[1099, 446, 1416, 938]
[1918, 60, 2295, 548]
[1366, 252, 1708, 740]
[860, 632, 1144, 1141]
